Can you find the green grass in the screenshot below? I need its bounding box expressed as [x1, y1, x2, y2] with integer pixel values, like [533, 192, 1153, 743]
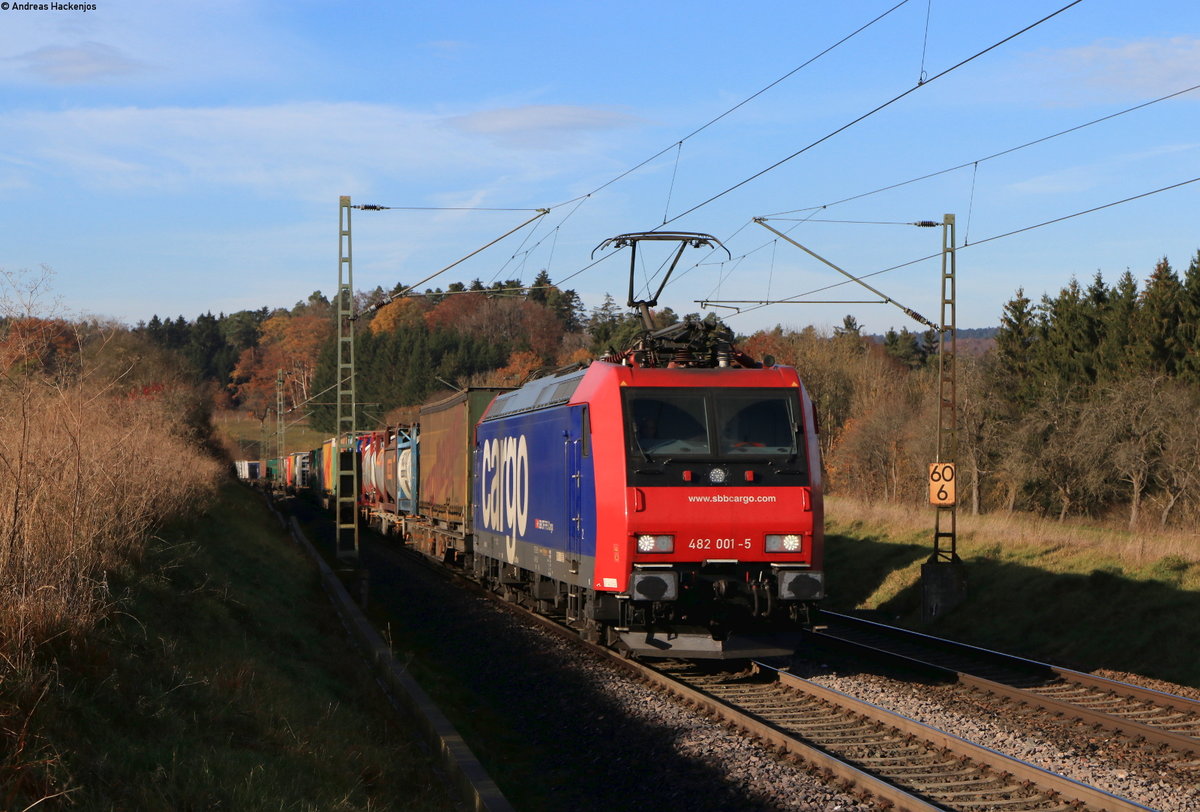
[823, 497, 1200, 688]
[3, 482, 454, 811]
[215, 410, 330, 460]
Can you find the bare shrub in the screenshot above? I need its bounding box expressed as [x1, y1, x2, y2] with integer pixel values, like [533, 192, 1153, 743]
[0, 380, 222, 666]
[1, 269, 222, 667]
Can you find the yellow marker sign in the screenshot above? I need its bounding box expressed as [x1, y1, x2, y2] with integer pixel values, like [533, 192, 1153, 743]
[929, 462, 956, 506]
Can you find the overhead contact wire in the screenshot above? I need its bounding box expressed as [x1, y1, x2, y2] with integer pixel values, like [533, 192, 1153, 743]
[723, 174, 1200, 320]
[918, 0, 933, 84]
[763, 81, 1200, 217]
[546, 0, 914, 211]
[661, 0, 1085, 227]
[367, 4, 916, 294]
[663, 142, 683, 225]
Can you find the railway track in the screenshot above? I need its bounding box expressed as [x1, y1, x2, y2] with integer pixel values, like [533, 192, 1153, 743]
[471, 582, 1152, 811]
[810, 612, 1200, 761]
[320, 513, 1181, 811]
[646, 659, 1151, 812]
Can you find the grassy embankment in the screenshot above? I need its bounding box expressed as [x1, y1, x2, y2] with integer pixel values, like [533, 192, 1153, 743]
[823, 495, 1200, 688]
[2, 480, 454, 810]
[215, 410, 330, 461]
[1, 379, 453, 809]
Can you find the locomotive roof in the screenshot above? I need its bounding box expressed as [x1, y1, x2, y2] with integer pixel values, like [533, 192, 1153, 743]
[482, 366, 589, 421]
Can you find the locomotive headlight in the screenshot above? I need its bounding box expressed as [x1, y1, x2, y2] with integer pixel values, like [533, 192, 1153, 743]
[765, 533, 803, 553]
[708, 466, 728, 484]
[636, 534, 674, 553]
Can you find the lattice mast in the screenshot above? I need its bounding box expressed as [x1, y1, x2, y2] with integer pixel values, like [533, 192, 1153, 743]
[276, 368, 285, 490]
[336, 196, 359, 561]
[932, 214, 959, 563]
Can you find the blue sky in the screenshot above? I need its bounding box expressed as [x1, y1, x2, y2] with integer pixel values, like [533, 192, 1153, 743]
[1, 0, 1197, 335]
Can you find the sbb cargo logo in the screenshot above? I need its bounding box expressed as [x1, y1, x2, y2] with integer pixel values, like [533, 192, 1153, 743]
[480, 434, 529, 559]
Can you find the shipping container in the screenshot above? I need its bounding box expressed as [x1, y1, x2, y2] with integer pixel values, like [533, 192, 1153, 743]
[396, 426, 418, 514]
[416, 388, 510, 534]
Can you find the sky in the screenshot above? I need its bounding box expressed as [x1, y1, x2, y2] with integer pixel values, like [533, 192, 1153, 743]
[1, 0, 1198, 335]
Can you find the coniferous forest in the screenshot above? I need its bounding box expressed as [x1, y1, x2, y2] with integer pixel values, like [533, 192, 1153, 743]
[124, 251, 1200, 530]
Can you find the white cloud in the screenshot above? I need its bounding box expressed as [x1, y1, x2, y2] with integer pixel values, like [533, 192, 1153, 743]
[14, 41, 149, 83]
[0, 0, 290, 87]
[1007, 142, 1200, 196]
[1030, 36, 1200, 100]
[1009, 165, 1105, 196]
[447, 104, 642, 148]
[0, 101, 642, 202]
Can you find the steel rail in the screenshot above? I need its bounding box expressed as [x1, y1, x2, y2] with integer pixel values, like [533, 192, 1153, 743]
[755, 663, 1151, 812]
[460, 582, 942, 810]
[466, 582, 1149, 811]
[519, 626, 944, 810]
[811, 612, 1200, 757]
[354, 537, 1163, 810]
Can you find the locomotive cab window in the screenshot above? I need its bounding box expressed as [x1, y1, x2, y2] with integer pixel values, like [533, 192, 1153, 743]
[623, 388, 803, 466]
[715, 392, 797, 456]
[627, 392, 711, 456]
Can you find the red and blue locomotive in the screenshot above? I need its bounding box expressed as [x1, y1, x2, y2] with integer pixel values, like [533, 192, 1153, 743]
[466, 314, 824, 658]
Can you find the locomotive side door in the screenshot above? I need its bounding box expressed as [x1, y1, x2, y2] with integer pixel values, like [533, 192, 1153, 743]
[566, 405, 586, 576]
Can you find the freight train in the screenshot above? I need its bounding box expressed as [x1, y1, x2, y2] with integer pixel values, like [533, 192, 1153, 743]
[249, 228, 825, 659]
[244, 315, 824, 659]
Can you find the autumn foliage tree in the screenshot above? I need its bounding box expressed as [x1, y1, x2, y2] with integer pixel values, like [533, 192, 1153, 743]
[231, 309, 332, 417]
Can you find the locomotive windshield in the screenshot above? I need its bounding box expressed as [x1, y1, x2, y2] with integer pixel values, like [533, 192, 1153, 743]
[625, 388, 799, 459]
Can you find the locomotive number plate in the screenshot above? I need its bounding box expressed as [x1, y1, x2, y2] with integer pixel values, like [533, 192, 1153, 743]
[688, 538, 753, 550]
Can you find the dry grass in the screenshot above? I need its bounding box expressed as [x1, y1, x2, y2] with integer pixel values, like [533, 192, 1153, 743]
[0, 380, 223, 668]
[827, 494, 1200, 568]
[824, 493, 1200, 687]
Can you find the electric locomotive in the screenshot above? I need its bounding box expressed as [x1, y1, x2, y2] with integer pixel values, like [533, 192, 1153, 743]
[471, 312, 824, 658]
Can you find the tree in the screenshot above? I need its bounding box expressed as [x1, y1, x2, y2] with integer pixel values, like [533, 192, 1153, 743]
[882, 327, 927, 369]
[1134, 257, 1184, 375]
[587, 294, 625, 350]
[478, 350, 543, 387]
[1085, 375, 1165, 529]
[528, 269, 553, 304]
[834, 314, 861, 338]
[424, 291, 487, 333]
[546, 286, 585, 333]
[368, 297, 426, 335]
[164, 316, 190, 350]
[296, 290, 331, 315]
[230, 311, 332, 414]
[992, 289, 1038, 413]
[1153, 381, 1200, 525]
[1177, 251, 1200, 383]
[1096, 271, 1138, 381]
[185, 311, 233, 382]
[957, 356, 998, 515]
[221, 307, 269, 351]
[1032, 279, 1096, 397]
[1028, 396, 1095, 520]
